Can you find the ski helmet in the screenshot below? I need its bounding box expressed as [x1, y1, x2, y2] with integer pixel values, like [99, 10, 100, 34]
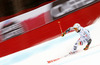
[73, 23, 81, 30]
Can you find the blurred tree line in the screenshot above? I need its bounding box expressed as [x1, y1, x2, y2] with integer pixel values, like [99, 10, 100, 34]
[0, 0, 52, 17]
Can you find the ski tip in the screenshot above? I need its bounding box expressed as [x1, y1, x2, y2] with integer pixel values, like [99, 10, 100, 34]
[47, 61, 51, 63]
[47, 58, 60, 63]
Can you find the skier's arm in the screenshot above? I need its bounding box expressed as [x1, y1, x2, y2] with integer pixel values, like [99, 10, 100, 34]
[62, 27, 73, 37]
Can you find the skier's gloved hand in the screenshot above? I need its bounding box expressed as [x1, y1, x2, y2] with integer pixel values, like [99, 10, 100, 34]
[62, 33, 64, 37]
[62, 32, 66, 37]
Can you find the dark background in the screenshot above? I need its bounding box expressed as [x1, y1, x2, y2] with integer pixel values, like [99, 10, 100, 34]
[0, 0, 52, 17]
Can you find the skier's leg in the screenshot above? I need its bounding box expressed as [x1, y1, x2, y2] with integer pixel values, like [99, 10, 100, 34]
[87, 39, 92, 46]
[84, 39, 92, 50]
[73, 42, 78, 52]
[69, 39, 80, 54]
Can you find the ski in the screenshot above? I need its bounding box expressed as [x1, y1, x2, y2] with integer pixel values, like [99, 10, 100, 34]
[47, 50, 79, 63]
[47, 44, 100, 63]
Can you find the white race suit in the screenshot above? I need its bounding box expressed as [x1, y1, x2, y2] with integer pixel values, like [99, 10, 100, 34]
[65, 26, 91, 52]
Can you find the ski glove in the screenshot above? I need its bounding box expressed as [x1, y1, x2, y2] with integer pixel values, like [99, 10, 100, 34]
[62, 32, 66, 37]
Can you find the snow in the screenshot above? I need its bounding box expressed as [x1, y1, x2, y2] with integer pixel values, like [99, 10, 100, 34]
[0, 18, 100, 65]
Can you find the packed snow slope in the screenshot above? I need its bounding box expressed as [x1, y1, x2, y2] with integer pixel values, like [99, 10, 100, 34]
[0, 18, 100, 65]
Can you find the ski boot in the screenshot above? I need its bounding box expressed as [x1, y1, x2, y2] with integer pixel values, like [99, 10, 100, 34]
[69, 51, 77, 55]
[84, 45, 89, 50]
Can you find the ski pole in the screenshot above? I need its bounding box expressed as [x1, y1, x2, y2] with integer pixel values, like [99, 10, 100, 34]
[58, 21, 63, 34]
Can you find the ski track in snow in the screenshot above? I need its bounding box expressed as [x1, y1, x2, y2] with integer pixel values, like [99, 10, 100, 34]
[0, 18, 100, 65]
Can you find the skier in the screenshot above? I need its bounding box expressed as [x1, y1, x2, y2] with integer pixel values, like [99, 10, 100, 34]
[62, 23, 92, 54]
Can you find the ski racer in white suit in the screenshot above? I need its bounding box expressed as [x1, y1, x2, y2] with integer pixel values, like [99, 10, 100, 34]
[62, 23, 92, 54]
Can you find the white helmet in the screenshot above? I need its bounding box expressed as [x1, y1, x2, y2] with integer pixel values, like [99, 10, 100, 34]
[73, 23, 81, 30]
